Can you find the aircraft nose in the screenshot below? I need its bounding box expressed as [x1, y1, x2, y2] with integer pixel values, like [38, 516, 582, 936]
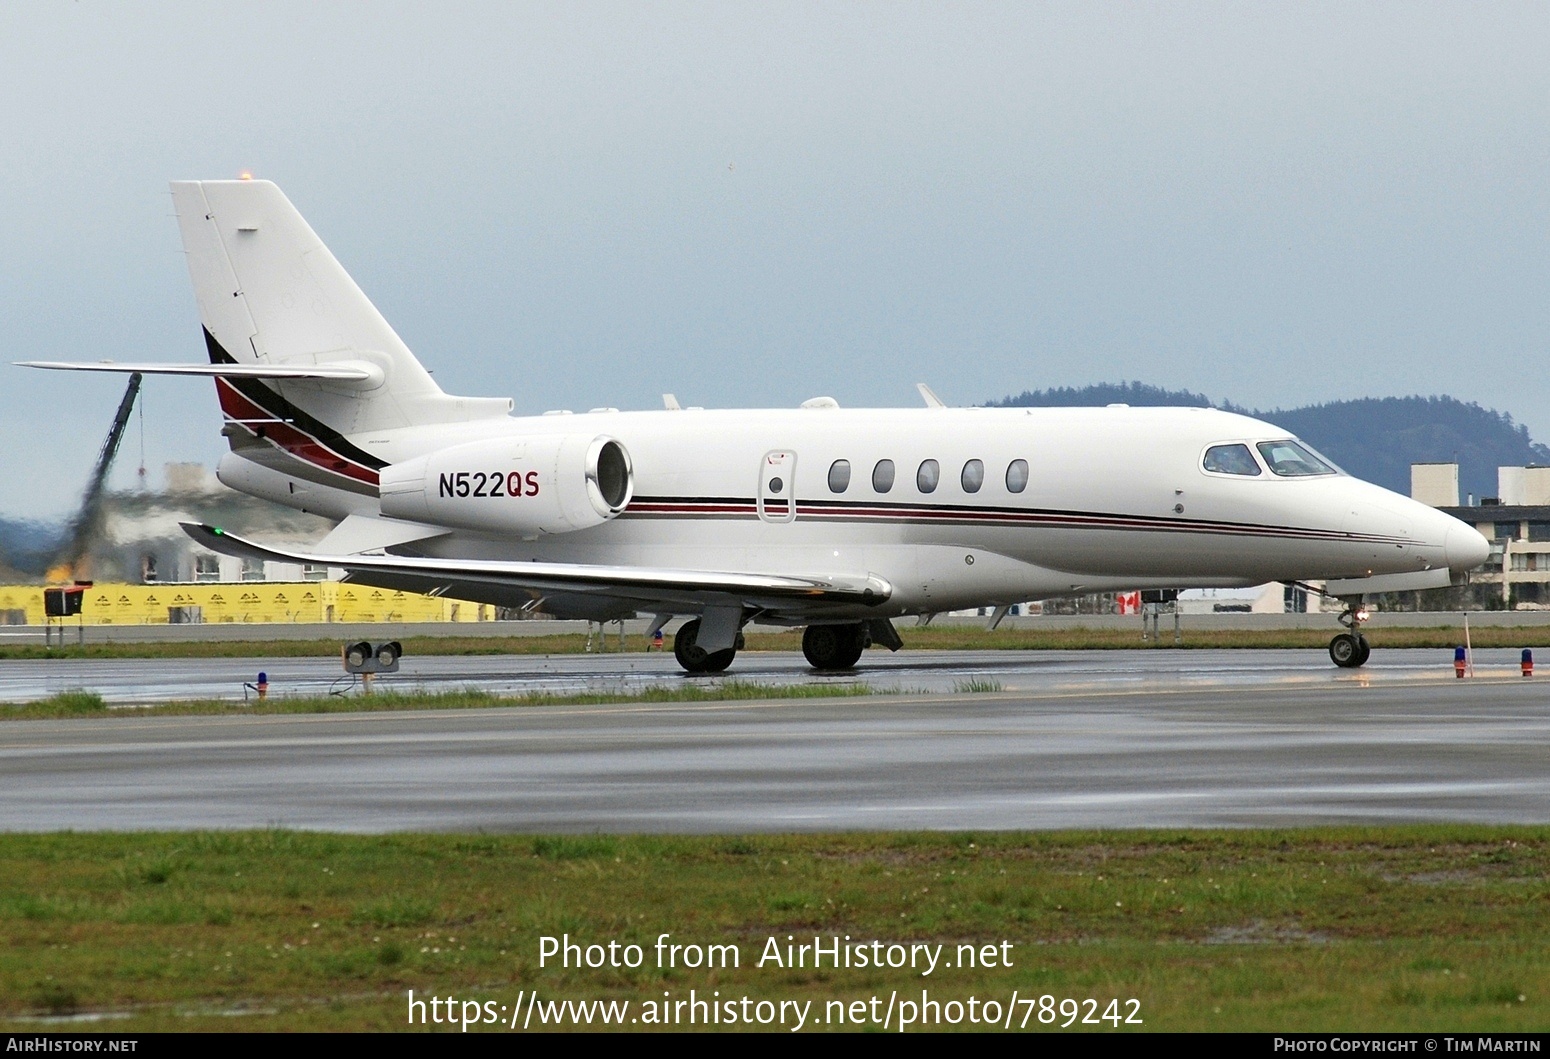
[1446, 524, 1491, 573]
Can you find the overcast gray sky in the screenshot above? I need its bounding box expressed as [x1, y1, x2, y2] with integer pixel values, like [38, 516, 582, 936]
[4, 2, 1548, 519]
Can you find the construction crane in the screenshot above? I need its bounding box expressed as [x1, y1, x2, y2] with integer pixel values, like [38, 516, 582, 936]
[50, 373, 143, 581]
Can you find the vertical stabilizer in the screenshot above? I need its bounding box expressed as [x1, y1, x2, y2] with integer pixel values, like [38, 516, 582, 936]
[170, 180, 510, 436]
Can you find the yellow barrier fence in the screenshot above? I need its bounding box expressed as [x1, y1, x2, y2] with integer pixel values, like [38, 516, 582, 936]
[0, 582, 494, 626]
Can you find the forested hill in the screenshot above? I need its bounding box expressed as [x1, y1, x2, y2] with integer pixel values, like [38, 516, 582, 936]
[993, 382, 1216, 409]
[0, 517, 59, 578]
[990, 384, 1550, 501]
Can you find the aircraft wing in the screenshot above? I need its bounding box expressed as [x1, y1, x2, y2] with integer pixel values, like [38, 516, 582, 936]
[18, 361, 379, 382]
[181, 523, 893, 611]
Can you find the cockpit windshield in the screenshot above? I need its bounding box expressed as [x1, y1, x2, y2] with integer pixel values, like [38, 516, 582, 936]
[1256, 439, 1339, 477]
[1202, 443, 1262, 476]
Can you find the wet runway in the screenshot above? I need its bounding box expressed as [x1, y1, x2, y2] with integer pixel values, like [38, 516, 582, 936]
[0, 646, 1540, 704]
[2, 649, 1549, 832]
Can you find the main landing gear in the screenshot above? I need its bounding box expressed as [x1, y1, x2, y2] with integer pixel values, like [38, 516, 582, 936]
[673, 618, 745, 674]
[802, 622, 867, 670]
[1329, 600, 1371, 669]
[671, 617, 897, 674]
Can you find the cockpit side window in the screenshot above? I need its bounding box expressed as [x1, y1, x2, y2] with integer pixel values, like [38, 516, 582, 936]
[1202, 443, 1262, 476]
[1256, 439, 1338, 477]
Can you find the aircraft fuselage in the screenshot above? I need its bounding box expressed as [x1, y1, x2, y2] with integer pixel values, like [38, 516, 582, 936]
[216, 402, 1484, 621]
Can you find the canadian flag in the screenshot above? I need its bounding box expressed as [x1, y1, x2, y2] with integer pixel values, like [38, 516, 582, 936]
[1116, 591, 1142, 615]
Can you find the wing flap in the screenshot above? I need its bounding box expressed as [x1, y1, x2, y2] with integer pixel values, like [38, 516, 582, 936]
[181, 523, 892, 609]
[314, 513, 450, 554]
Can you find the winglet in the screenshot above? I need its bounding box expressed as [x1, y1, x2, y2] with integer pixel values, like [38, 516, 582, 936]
[916, 383, 946, 408]
[182, 522, 278, 562]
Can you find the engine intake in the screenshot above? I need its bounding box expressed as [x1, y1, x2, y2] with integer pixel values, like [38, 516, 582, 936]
[379, 434, 634, 536]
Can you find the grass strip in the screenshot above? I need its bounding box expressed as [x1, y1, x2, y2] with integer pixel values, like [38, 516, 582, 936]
[6, 681, 886, 720]
[3, 624, 1546, 660]
[0, 827, 1545, 1031]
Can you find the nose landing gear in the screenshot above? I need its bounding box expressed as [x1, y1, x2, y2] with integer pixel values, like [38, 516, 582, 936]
[1329, 600, 1371, 668]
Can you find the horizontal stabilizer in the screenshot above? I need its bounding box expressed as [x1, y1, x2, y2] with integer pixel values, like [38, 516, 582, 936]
[17, 360, 382, 383]
[182, 523, 893, 610]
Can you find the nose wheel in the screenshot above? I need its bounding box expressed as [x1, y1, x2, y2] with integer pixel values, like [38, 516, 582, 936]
[1329, 602, 1371, 668]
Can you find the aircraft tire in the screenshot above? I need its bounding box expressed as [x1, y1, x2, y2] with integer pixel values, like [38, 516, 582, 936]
[1329, 632, 1366, 668]
[700, 648, 736, 673]
[803, 623, 867, 670]
[673, 618, 737, 674]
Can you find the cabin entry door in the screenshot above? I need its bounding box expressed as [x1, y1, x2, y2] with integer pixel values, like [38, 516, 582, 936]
[756, 450, 797, 524]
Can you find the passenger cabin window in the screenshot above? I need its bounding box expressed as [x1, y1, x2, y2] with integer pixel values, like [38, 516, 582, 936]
[872, 459, 896, 493]
[917, 459, 940, 493]
[1006, 459, 1029, 493]
[1256, 440, 1337, 477]
[961, 459, 984, 493]
[1202, 444, 1262, 476]
[828, 459, 851, 493]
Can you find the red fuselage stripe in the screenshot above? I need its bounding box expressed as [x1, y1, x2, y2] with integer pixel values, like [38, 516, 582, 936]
[215, 379, 381, 487]
[619, 499, 1406, 545]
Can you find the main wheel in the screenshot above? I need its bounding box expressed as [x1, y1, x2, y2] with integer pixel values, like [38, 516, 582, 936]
[673, 618, 736, 674]
[802, 623, 867, 670]
[1329, 632, 1367, 668]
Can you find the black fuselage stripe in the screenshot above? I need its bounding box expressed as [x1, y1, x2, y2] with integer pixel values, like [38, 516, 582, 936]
[622, 496, 1410, 545]
[204, 328, 387, 471]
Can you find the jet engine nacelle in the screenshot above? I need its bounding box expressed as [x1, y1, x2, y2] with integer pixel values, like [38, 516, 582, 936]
[378, 434, 634, 536]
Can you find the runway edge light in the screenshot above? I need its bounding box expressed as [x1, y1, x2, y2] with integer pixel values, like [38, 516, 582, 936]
[343, 641, 402, 675]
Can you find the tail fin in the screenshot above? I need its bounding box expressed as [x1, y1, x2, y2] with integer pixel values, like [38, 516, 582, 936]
[170, 180, 510, 436]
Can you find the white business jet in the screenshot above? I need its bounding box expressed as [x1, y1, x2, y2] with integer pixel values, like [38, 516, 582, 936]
[21, 180, 1490, 672]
